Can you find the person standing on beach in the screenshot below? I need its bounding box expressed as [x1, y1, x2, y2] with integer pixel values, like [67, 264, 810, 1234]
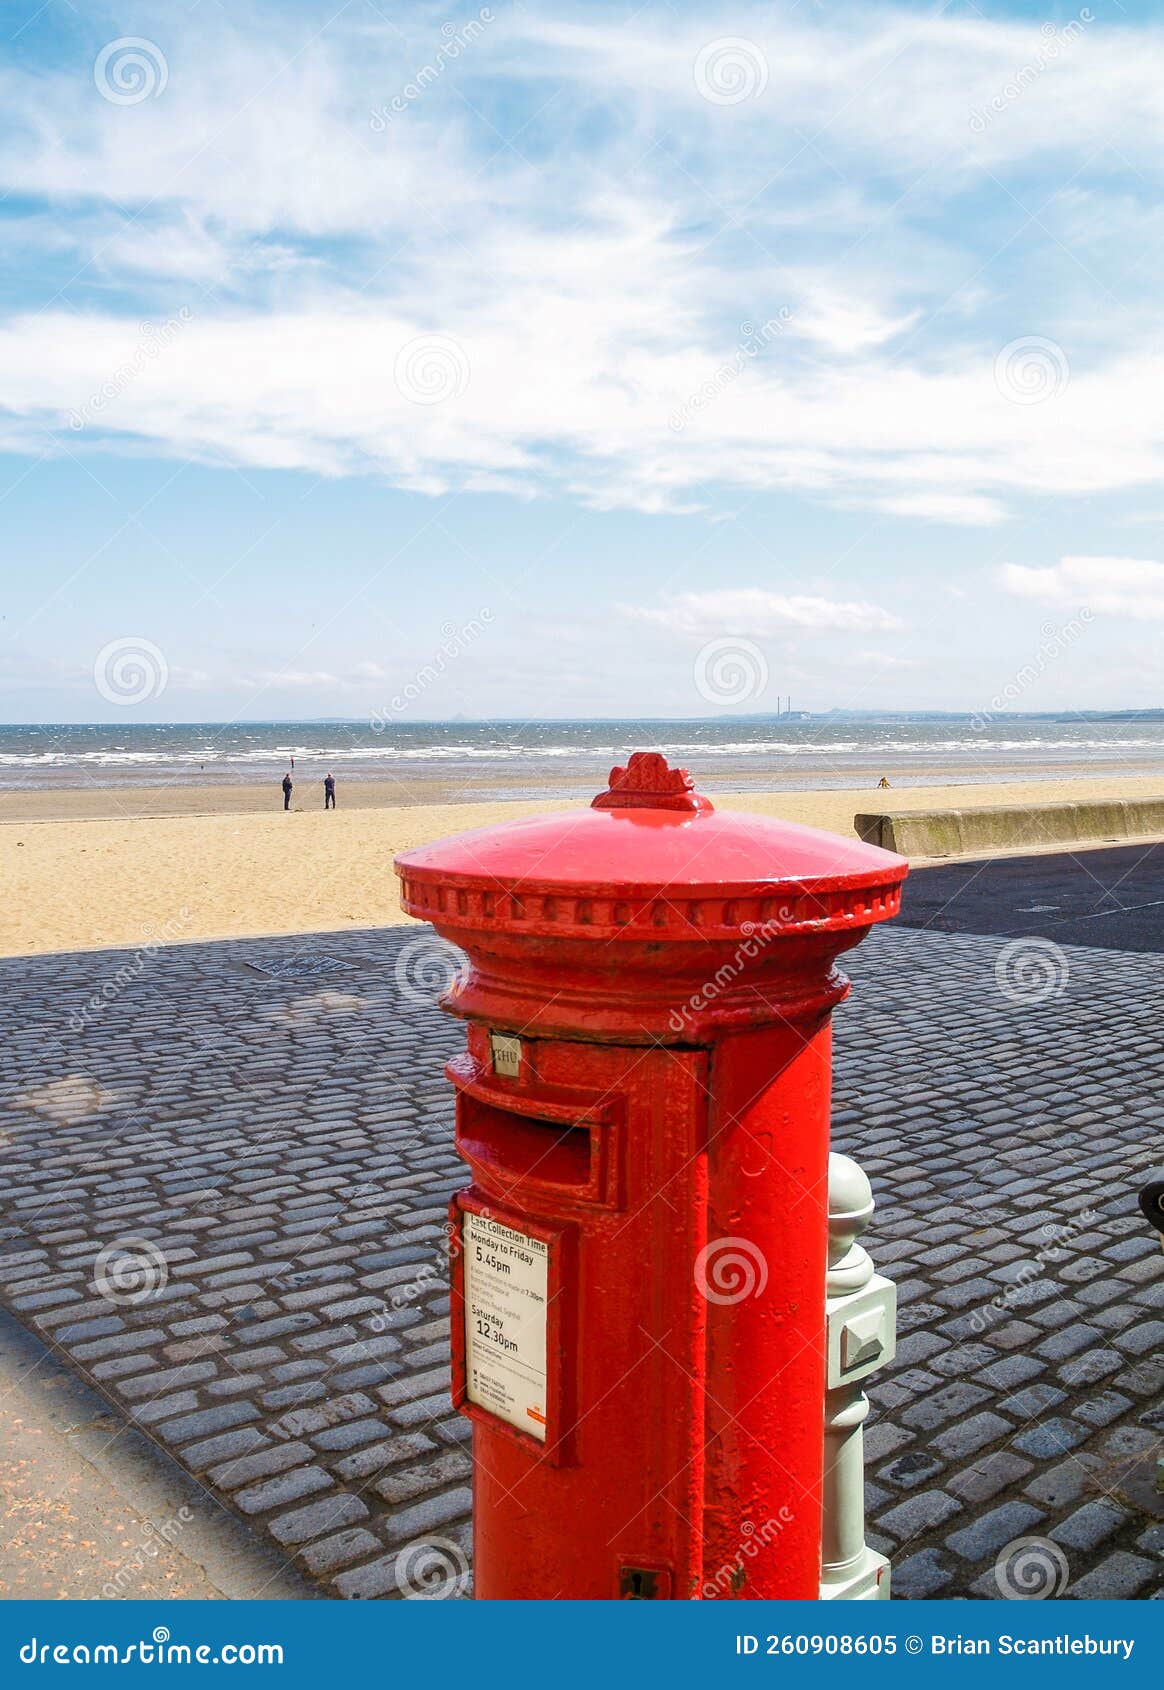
[282, 772, 293, 810]
[324, 773, 336, 810]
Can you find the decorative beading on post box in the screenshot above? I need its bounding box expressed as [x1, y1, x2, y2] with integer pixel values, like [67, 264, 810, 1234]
[396, 754, 908, 1042]
[395, 753, 909, 1601]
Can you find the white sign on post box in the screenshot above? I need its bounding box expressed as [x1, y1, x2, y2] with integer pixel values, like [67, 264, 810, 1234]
[463, 1213, 548, 1442]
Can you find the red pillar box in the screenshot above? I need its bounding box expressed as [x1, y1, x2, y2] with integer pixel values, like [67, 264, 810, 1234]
[394, 753, 907, 1600]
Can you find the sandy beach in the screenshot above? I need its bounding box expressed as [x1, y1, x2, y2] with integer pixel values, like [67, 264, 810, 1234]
[3, 773, 1163, 959]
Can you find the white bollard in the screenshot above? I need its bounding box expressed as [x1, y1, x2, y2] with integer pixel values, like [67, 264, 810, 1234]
[820, 1152, 896, 1600]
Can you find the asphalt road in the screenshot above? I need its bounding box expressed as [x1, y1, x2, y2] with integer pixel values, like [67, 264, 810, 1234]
[899, 840, 1164, 953]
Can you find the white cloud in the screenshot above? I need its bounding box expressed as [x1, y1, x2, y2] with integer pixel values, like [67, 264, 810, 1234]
[854, 650, 923, 670]
[626, 588, 903, 635]
[246, 668, 347, 690]
[6, 301, 1164, 524]
[2, 4, 1164, 524]
[875, 492, 1008, 525]
[999, 556, 1164, 620]
[781, 295, 920, 355]
[496, 6, 1161, 178]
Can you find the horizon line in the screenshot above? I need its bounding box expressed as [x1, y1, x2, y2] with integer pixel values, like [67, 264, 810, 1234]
[4, 709, 1164, 730]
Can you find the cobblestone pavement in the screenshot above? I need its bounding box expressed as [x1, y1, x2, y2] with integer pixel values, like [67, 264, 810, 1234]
[0, 924, 1160, 1600]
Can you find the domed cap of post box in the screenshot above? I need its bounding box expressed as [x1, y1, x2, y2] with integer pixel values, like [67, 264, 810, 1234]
[395, 750, 907, 946]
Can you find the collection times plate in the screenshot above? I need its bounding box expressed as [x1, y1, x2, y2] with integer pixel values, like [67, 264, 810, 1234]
[463, 1213, 549, 1442]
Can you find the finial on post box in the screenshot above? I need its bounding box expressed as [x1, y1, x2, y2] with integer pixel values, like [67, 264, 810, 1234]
[591, 750, 714, 813]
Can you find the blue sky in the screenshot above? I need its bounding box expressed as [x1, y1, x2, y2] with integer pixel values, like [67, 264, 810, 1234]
[2, 0, 1164, 722]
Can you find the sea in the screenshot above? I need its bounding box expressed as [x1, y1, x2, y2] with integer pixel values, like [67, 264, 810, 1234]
[2, 720, 1163, 801]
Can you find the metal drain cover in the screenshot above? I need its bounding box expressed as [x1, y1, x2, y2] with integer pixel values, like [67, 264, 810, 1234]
[245, 955, 353, 980]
